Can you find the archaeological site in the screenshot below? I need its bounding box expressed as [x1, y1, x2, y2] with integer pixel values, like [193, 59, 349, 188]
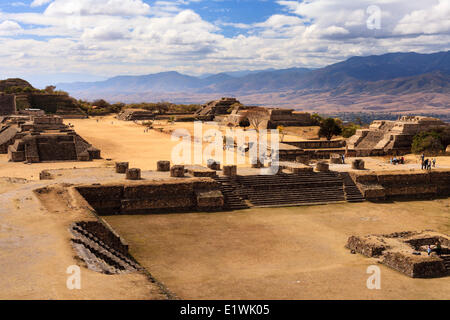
[0, 94, 449, 301]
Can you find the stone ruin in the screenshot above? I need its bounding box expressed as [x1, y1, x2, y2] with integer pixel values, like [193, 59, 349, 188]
[350, 170, 450, 201]
[347, 116, 448, 156]
[223, 106, 314, 129]
[0, 94, 16, 116]
[194, 97, 239, 121]
[0, 115, 101, 163]
[117, 109, 155, 121]
[76, 178, 225, 214]
[346, 231, 450, 278]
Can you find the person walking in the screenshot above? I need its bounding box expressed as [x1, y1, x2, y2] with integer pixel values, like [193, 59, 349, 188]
[432, 158, 436, 168]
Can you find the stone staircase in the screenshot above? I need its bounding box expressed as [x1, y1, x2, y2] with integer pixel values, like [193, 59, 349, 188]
[235, 172, 346, 207]
[441, 255, 450, 274]
[214, 176, 250, 210]
[70, 223, 140, 274]
[339, 172, 366, 203]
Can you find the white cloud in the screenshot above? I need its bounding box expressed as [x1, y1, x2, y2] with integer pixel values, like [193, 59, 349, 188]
[0, 0, 448, 80]
[0, 20, 23, 36]
[44, 0, 151, 16]
[30, 0, 52, 7]
[394, 0, 450, 35]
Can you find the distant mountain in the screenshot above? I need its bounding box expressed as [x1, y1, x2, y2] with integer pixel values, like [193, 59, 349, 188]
[56, 51, 450, 108]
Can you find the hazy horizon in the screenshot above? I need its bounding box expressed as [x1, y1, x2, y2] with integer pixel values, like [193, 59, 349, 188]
[0, 0, 449, 88]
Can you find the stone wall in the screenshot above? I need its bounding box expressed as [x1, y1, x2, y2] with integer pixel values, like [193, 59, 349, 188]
[346, 231, 449, 278]
[284, 140, 345, 149]
[76, 178, 224, 215]
[0, 94, 16, 116]
[8, 133, 100, 163]
[351, 170, 450, 201]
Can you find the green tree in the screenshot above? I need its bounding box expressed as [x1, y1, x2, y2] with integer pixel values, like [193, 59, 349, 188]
[342, 123, 361, 138]
[311, 113, 323, 126]
[319, 118, 343, 140]
[411, 131, 444, 154]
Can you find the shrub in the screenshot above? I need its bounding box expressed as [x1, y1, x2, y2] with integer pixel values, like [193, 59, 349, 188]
[411, 130, 445, 154]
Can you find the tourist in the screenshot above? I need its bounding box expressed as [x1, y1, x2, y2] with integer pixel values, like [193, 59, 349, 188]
[401, 156, 405, 165]
[427, 245, 432, 256]
[423, 159, 428, 170]
[390, 158, 393, 165]
[341, 154, 345, 164]
[432, 158, 436, 168]
[393, 156, 398, 165]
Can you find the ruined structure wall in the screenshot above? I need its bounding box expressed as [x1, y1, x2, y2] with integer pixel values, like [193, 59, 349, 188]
[284, 140, 345, 149]
[76, 178, 224, 215]
[0, 94, 16, 116]
[351, 171, 450, 200]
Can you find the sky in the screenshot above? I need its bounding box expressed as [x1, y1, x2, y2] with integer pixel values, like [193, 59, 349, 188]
[0, 0, 449, 87]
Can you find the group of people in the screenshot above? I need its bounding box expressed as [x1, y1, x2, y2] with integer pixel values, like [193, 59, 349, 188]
[427, 240, 442, 256]
[421, 154, 436, 170]
[390, 156, 405, 165]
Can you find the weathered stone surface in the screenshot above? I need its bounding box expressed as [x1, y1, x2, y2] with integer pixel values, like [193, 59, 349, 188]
[126, 168, 141, 180]
[347, 231, 450, 278]
[77, 151, 90, 161]
[196, 190, 224, 211]
[157, 160, 170, 172]
[207, 159, 221, 170]
[352, 159, 365, 170]
[330, 154, 342, 164]
[316, 161, 329, 172]
[280, 161, 313, 174]
[223, 165, 237, 176]
[76, 178, 223, 214]
[39, 170, 53, 180]
[115, 162, 129, 174]
[346, 235, 387, 257]
[353, 171, 450, 200]
[171, 165, 185, 177]
[3, 115, 98, 162]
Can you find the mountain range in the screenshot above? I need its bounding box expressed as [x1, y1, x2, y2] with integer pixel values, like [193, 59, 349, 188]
[56, 51, 450, 114]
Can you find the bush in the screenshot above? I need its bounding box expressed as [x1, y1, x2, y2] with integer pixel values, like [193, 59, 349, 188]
[342, 123, 361, 138]
[411, 130, 446, 154]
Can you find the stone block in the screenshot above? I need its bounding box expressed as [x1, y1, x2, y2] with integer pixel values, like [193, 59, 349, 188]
[223, 165, 237, 177]
[39, 170, 53, 180]
[196, 190, 224, 211]
[126, 168, 141, 180]
[316, 161, 329, 172]
[170, 165, 185, 177]
[352, 159, 365, 170]
[115, 162, 129, 174]
[77, 151, 90, 161]
[207, 159, 221, 170]
[157, 160, 170, 172]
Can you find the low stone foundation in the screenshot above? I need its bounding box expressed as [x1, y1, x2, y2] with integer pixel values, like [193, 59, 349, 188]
[351, 170, 450, 201]
[76, 178, 224, 215]
[346, 231, 449, 278]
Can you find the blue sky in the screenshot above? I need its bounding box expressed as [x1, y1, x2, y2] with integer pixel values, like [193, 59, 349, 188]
[0, 0, 448, 87]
